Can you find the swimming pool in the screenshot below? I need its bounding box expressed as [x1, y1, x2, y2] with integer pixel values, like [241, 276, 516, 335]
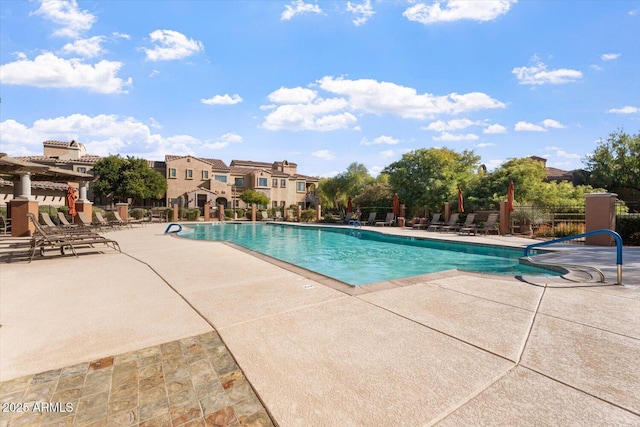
[180, 223, 558, 285]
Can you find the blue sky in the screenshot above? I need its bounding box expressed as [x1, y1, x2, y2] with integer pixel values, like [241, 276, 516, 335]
[1, 0, 638, 178]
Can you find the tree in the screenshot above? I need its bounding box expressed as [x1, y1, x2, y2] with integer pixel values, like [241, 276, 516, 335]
[318, 162, 374, 209]
[383, 148, 480, 209]
[353, 181, 393, 208]
[481, 157, 547, 206]
[585, 130, 640, 192]
[93, 155, 167, 204]
[239, 189, 270, 207]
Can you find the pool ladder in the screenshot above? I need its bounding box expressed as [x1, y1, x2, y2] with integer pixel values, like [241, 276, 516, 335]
[524, 229, 623, 285]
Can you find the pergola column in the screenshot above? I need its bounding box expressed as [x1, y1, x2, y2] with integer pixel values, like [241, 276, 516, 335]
[11, 172, 38, 237]
[78, 181, 89, 202]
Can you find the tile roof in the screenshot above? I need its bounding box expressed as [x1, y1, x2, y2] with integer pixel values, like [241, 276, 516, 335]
[17, 155, 100, 164]
[165, 155, 229, 170]
[0, 177, 69, 191]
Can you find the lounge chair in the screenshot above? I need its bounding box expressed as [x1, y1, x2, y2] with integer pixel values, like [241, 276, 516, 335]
[425, 213, 444, 231]
[435, 213, 460, 233]
[451, 213, 476, 234]
[40, 212, 99, 237]
[476, 213, 500, 235]
[274, 211, 283, 221]
[56, 211, 76, 227]
[261, 211, 274, 221]
[27, 213, 120, 262]
[1, 215, 12, 235]
[76, 211, 104, 231]
[114, 211, 143, 227]
[375, 212, 395, 226]
[442, 213, 475, 233]
[361, 212, 377, 226]
[95, 211, 122, 230]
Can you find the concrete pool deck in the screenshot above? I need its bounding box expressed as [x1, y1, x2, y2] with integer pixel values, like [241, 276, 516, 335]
[1, 223, 639, 426]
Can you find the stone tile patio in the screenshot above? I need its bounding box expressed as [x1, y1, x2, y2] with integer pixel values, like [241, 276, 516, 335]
[0, 332, 273, 427]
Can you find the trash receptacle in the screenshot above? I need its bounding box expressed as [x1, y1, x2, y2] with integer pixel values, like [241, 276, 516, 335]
[397, 217, 405, 227]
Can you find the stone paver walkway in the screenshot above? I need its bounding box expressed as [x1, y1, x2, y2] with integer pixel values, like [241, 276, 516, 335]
[0, 332, 273, 427]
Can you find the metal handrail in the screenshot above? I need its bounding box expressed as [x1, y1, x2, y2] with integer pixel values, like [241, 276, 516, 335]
[524, 229, 623, 285]
[164, 223, 183, 234]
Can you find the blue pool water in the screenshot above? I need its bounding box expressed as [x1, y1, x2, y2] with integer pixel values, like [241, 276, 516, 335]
[180, 223, 557, 285]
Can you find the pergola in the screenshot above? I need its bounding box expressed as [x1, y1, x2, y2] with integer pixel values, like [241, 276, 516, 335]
[0, 153, 95, 236]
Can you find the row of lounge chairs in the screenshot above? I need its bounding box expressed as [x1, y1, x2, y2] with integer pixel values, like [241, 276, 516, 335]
[414, 213, 499, 235]
[27, 212, 121, 262]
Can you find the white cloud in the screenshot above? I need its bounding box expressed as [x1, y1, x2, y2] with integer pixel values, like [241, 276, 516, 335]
[545, 146, 580, 159]
[31, 0, 96, 38]
[317, 76, 505, 119]
[512, 58, 582, 85]
[484, 159, 504, 171]
[601, 53, 621, 61]
[144, 30, 204, 61]
[262, 97, 357, 131]
[61, 36, 106, 58]
[149, 118, 162, 129]
[201, 94, 243, 105]
[607, 106, 638, 114]
[475, 142, 495, 148]
[202, 132, 243, 150]
[424, 118, 477, 132]
[281, 0, 323, 21]
[347, 0, 375, 26]
[590, 64, 603, 71]
[0, 52, 131, 94]
[149, 69, 160, 78]
[515, 121, 546, 132]
[433, 132, 479, 141]
[483, 124, 507, 134]
[312, 149, 335, 160]
[360, 135, 400, 146]
[113, 32, 130, 40]
[542, 119, 565, 129]
[379, 150, 396, 159]
[268, 87, 317, 104]
[403, 0, 516, 24]
[369, 165, 384, 177]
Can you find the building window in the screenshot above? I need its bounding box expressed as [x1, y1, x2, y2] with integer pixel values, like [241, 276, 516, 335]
[258, 178, 268, 187]
[78, 167, 87, 173]
[169, 168, 177, 179]
[297, 182, 306, 192]
[234, 178, 244, 187]
[214, 175, 227, 183]
[272, 179, 278, 187]
[280, 179, 287, 188]
[186, 169, 193, 179]
[272, 201, 278, 208]
[202, 170, 209, 179]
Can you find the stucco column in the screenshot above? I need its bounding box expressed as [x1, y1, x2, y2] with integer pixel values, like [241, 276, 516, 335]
[116, 203, 128, 221]
[251, 204, 257, 222]
[316, 205, 322, 222]
[585, 193, 617, 246]
[297, 205, 302, 222]
[499, 201, 509, 236]
[11, 173, 37, 237]
[173, 204, 179, 222]
[74, 200, 92, 224]
[203, 201, 210, 221]
[18, 173, 33, 199]
[78, 181, 89, 202]
[218, 204, 225, 221]
[444, 202, 450, 222]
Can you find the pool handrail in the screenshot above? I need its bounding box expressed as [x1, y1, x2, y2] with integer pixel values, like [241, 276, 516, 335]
[164, 223, 183, 234]
[524, 229, 623, 285]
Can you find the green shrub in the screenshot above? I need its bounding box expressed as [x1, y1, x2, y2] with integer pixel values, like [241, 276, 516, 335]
[300, 209, 316, 222]
[322, 213, 338, 223]
[185, 208, 200, 221]
[617, 215, 640, 246]
[130, 208, 148, 220]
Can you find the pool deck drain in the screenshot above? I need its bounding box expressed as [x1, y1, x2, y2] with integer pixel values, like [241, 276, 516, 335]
[1, 223, 639, 426]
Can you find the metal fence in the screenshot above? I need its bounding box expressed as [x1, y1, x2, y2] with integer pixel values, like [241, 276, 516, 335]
[511, 204, 586, 240]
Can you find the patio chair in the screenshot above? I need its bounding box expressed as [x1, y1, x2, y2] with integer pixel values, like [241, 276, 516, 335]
[261, 211, 274, 221]
[426, 213, 444, 231]
[76, 211, 104, 231]
[455, 213, 478, 235]
[476, 213, 500, 235]
[375, 212, 395, 226]
[95, 211, 121, 230]
[114, 211, 143, 227]
[1, 215, 12, 235]
[57, 211, 79, 228]
[435, 213, 460, 233]
[411, 217, 428, 230]
[274, 211, 283, 221]
[361, 212, 377, 226]
[27, 213, 120, 262]
[40, 212, 98, 236]
[442, 213, 475, 233]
